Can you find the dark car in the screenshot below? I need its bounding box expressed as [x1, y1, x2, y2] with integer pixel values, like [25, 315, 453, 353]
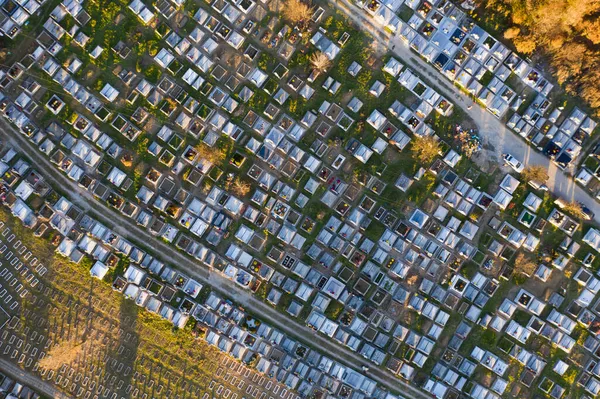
[578, 202, 595, 221]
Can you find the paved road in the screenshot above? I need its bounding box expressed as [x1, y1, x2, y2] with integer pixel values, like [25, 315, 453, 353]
[0, 121, 430, 398]
[0, 358, 70, 399]
[328, 0, 600, 221]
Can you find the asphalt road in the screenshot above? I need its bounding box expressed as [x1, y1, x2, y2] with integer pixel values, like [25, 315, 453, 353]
[0, 121, 430, 398]
[327, 0, 600, 221]
[0, 358, 70, 399]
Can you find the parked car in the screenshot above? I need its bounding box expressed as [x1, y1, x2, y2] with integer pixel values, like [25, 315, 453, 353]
[528, 180, 548, 191]
[578, 202, 595, 221]
[502, 153, 524, 173]
[555, 198, 595, 221]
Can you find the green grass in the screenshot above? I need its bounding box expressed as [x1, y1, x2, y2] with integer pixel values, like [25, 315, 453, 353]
[460, 325, 497, 355]
[481, 281, 511, 314]
[397, 4, 414, 22]
[479, 70, 494, 87]
[364, 220, 387, 241]
[512, 309, 531, 325]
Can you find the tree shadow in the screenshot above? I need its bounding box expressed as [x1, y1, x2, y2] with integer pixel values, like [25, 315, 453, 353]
[96, 279, 140, 399]
[0, 213, 56, 389]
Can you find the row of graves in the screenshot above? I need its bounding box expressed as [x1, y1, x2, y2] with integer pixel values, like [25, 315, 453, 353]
[4, 0, 600, 397]
[0, 144, 394, 399]
[358, 0, 598, 174]
[408, 178, 600, 397]
[10, 86, 597, 398]
[0, 0, 469, 397]
[0, 0, 308, 261]
[363, 56, 454, 146]
[302, 139, 600, 399]
[575, 143, 600, 202]
[0, 0, 47, 38]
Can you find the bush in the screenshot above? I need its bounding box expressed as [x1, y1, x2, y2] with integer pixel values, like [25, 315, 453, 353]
[144, 65, 161, 84]
[257, 53, 275, 71]
[324, 301, 344, 320]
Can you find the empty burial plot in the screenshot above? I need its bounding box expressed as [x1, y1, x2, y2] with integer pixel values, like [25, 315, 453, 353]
[0, 209, 253, 398]
[0, 304, 11, 329]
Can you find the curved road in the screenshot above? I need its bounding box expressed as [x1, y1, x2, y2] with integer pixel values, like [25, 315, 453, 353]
[328, 0, 600, 221]
[0, 120, 430, 398]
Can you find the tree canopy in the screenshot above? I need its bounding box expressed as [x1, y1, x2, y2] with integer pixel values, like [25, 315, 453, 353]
[521, 165, 549, 183]
[281, 0, 313, 27]
[561, 200, 586, 219]
[513, 252, 537, 277]
[411, 135, 441, 165]
[310, 51, 332, 72]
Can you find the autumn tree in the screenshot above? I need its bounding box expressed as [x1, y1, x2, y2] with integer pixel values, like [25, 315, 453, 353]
[552, 42, 586, 85]
[580, 70, 600, 110]
[310, 51, 331, 72]
[521, 165, 549, 183]
[513, 253, 537, 277]
[39, 338, 85, 370]
[513, 37, 537, 54]
[195, 142, 227, 165]
[411, 135, 440, 164]
[227, 177, 251, 197]
[582, 19, 600, 44]
[561, 201, 586, 219]
[281, 0, 313, 26]
[405, 273, 419, 286]
[503, 26, 520, 40]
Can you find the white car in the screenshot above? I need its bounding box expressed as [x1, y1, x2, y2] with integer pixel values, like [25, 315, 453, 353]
[528, 180, 548, 191]
[502, 153, 524, 173]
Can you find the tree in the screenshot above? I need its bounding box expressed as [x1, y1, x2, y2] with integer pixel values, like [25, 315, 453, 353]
[227, 177, 251, 197]
[503, 26, 521, 40]
[513, 253, 537, 277]
[411, 135, 440, 164]
[405, 274, 419, 286]
[580, 70, 600, 110]
[39, 339, 85, 370]
[552, 42, 586, 84]
[309, 51, 331, 72]
[582, 19, 600, 44]
[281, 0, 313, 26]
[195, 142, 226, 165]
[514, 37, 537, 54]
[561, 201, 586, 219]
[521, 165, 549, 183]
